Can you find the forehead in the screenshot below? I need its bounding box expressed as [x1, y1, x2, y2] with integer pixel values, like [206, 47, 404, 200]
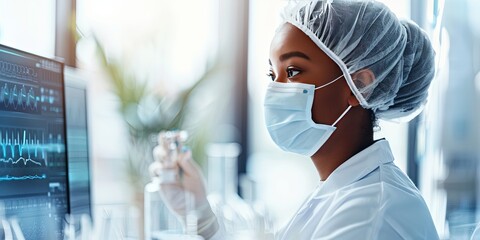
[269, 23, 327, 62]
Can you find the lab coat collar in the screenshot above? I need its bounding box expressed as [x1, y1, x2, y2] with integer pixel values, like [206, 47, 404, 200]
[313, 139, 394, 198]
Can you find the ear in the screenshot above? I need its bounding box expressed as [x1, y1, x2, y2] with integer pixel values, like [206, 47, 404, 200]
[348, 69, 375, 107]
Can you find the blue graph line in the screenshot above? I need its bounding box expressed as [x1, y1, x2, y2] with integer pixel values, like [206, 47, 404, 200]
[0, 174, 47, 181]
[0, 130, 48, 166]
[0, 157, 42, 166]
[1, 83, 38, 110]
[0, 129, 65, 168]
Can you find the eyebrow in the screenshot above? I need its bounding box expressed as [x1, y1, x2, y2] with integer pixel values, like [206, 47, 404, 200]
[280, 51, 311, 61]
[268, 51, 311, 65]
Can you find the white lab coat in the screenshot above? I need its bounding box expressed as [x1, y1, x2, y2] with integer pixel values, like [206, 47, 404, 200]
[275, 139, 439, 240]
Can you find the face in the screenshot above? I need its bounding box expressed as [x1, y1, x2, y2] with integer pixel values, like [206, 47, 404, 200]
[268, 23, 351, 125]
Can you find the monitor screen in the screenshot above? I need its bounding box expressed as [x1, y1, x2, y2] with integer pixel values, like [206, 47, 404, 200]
[0, 44, 68, 239]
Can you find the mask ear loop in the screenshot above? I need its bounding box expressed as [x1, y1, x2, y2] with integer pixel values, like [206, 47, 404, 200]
[312, 74, 351, 126]
[314, 75, 344, 90]
[332, 105, 352, 127]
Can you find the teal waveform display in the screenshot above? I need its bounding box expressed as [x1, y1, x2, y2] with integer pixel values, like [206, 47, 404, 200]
[0, 129, 47, 167]
[0, 83, 39, 112]
[0, 44, 68, 240]
[0, 174, 46, 181]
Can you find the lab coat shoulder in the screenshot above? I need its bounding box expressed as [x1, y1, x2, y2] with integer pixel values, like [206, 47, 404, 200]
[311, 165, 439, 240]
[377, 164, 440, 239]
[276, 141, 439, 240]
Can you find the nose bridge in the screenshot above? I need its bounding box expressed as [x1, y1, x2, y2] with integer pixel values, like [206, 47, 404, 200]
[274, 71, 288, 83]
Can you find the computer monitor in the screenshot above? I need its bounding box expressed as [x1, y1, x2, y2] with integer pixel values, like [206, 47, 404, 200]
[0, 44, 68, 239]
[64, 67, 92, 220]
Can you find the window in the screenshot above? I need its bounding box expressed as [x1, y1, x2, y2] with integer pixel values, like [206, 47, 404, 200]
[0, 0, 56, 57]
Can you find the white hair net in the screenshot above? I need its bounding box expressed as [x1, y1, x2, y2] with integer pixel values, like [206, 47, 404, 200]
[281, 0, 436, 121]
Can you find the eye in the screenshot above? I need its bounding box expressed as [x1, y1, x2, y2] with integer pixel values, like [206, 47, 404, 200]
[266, 71, 275, 81]
[286, 68, 301, 78]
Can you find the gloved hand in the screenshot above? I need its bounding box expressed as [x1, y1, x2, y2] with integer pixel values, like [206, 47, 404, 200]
[150, 132, 219, 239]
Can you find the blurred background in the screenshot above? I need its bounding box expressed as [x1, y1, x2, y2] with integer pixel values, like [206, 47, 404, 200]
[0, 0, 479, 239]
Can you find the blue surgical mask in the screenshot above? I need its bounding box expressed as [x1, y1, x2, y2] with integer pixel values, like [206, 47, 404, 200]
[264, 75, 352, 156]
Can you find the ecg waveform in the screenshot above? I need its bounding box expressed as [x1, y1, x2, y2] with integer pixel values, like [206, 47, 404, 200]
[0, 83, 39, 110]
[0, 157, 42, 166]
[0, 129, 46, 167]
[0, 174, 47, 181]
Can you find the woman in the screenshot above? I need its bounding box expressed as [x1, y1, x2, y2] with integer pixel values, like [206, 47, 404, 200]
[152, 0, 439, 239]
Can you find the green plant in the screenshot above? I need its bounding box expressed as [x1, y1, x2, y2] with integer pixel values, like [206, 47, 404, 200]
[92, 37, 223, 191]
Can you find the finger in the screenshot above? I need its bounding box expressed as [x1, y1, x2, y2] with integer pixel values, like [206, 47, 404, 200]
[157, 131, 167, 145]
[148, 161, 161, 177]
[153, 145, 167, 162]
[177, 150, 201, 176]
[153, 146, 178, 170]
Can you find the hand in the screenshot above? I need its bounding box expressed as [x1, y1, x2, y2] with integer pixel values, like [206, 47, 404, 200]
[150, 132, 219, 239]
[150, 148, 208, 215]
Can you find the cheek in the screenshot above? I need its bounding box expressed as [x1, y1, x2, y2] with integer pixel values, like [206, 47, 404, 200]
[311, 90, 346, 124]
